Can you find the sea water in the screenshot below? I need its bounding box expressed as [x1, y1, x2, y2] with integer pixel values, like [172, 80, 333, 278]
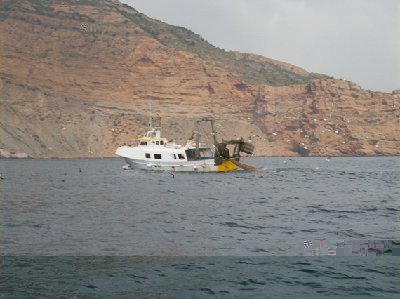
[0, 157, 399, 298]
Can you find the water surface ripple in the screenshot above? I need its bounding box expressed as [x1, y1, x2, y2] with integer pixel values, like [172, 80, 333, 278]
[1, 157, 398, 256]
[1, 157, 399, 298]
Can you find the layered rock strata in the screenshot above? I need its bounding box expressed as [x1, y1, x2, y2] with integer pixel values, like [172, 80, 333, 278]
[0, 0, 398, 157]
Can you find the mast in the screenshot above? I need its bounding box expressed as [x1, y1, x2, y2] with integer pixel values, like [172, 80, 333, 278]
[209, 118, 218, 145]
[148, 104, 152, 130]
[195, 121, 200, 159]
[194, 117, 217, 160]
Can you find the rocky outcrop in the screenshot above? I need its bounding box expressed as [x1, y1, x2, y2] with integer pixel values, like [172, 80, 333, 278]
[0, 0, 399, 158]
[0, 148, 29, 158]
[249, 80, 400, 156]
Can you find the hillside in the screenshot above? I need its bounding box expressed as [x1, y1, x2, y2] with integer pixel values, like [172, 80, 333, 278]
[0, 0, 399, 158]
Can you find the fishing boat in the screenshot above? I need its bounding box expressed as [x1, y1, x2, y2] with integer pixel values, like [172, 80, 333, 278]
[115, 117, 255, 172]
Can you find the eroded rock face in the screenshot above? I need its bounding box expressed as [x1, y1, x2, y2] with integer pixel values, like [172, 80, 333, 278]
[250, 80, 400, 156]
[0, 0, 399, 157]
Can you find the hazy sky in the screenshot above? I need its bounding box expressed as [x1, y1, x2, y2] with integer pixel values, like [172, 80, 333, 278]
[122, 0, 400, 92]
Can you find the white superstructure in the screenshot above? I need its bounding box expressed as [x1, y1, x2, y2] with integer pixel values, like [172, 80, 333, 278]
[115, 127, 239, 172]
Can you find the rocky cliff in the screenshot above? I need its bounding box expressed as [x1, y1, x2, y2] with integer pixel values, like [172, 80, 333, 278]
[0, 0, 399, 158]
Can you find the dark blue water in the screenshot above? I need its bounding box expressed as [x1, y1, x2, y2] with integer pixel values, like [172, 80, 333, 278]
[1, 256, 398, 298]
[1, 157, 399, 298]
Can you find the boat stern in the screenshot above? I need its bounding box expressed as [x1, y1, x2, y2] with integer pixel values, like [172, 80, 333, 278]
[216, 160, 239, 172]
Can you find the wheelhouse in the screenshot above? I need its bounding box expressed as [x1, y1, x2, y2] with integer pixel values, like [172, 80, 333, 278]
[137, 129, 167, 147]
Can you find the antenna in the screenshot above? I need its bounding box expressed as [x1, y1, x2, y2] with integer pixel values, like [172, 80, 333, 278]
[149, 104, 152, 130]
[195, 121, 200, 159]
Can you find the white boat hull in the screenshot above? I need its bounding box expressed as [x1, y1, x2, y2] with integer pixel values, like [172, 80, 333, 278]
[115, 123, 242, 173]
[121, 157, 237, 172]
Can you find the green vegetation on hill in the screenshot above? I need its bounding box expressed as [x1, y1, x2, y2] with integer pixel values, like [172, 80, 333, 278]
[114, 2, 329, 86]
[1, 0, 329, 86]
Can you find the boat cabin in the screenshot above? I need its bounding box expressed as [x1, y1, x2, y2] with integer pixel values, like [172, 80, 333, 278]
[134, 129, 214, 162]
[137, 129, 168, 147]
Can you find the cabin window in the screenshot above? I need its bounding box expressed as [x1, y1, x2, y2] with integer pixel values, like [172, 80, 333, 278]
[160, 140, 164, 145]
[145, 153, 150, 159]
[140, 141, 147, 146]
[178, 154, 185, 160]
[156, 141, 159, 145]
[154, 154, 162, 159]
[185, 148, 213, 161]
[200, 148, 213, 158]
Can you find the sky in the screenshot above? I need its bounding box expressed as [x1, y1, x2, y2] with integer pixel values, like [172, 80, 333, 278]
[121, 0, 400, 92]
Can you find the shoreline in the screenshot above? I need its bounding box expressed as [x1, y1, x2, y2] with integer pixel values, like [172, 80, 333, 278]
[1, 155, 399, 160]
